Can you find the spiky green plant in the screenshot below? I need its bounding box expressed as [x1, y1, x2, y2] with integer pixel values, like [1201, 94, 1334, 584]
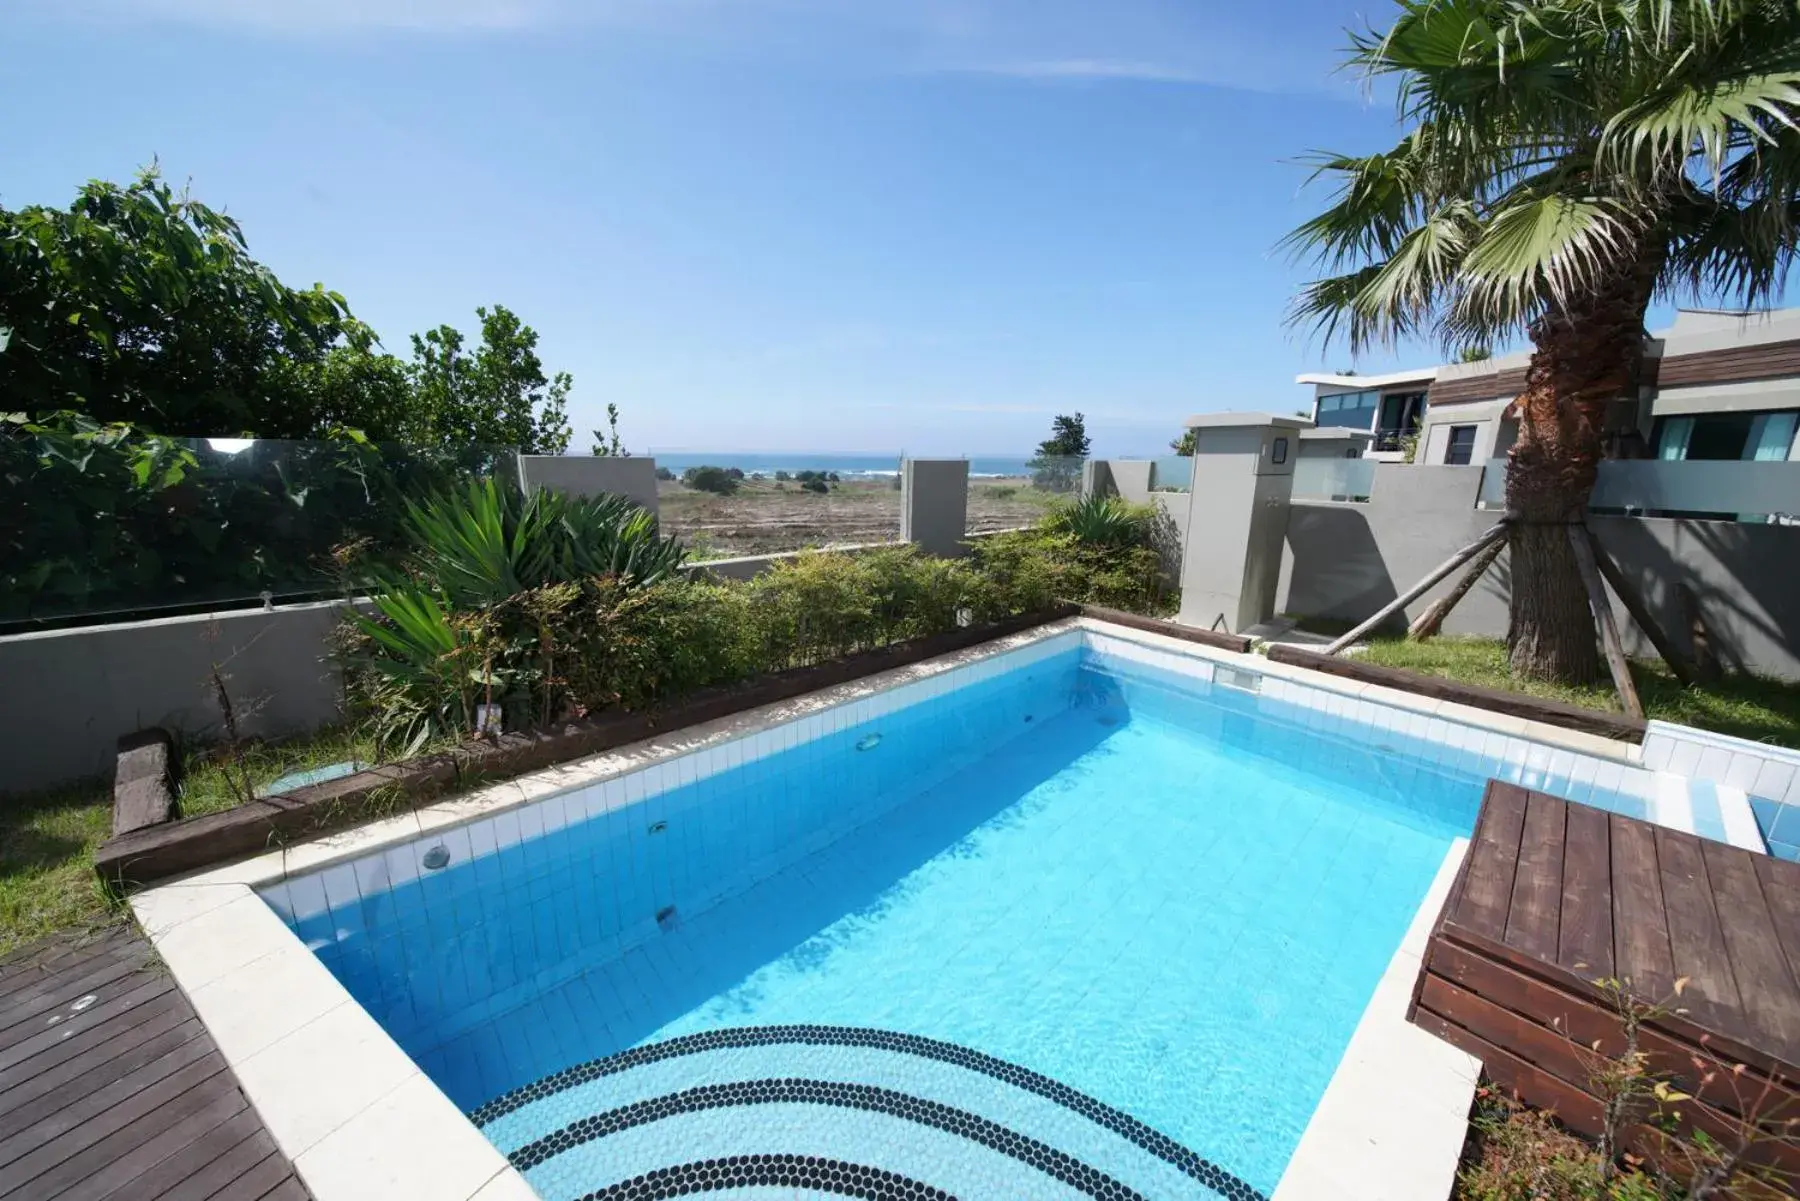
[1044, 494, 1153, 548]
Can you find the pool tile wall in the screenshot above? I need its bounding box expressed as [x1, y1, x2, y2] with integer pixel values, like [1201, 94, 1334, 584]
[1083, 631, 1762, 853]
[1647, 721, 1800, 861]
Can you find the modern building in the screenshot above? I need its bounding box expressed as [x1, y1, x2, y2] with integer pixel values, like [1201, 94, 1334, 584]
[1298, 308, 1800, 470]
[1293, 366, 1438, 462]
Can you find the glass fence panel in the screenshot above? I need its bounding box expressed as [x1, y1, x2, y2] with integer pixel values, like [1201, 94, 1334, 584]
[1591, 460, 1800, 521]
[1149, 456, 1192, 493]
[651, 452, 903, 561]
[3, 430, 519, 630]
[966, 455, 1078, 536]
[1477, 458, 1509, 509]
[1291, 456, 1376, 502]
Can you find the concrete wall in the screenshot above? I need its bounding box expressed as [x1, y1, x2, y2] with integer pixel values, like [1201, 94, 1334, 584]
[0, 601, 356, 796]
[518, 455, 660, 514]
[1278, 465, 1508, 636]
[1275, 462, 1800, 678]
[900, 459, 972, 558]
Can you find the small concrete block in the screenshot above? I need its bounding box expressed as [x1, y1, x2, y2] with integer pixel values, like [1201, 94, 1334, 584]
[113, 728, 176, 836]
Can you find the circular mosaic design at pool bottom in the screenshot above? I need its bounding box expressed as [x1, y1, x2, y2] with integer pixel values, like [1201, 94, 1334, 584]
[473, 1025, 1269, 1201]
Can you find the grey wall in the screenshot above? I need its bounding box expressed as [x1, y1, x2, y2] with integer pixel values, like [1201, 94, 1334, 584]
[900, 459, 972, 558]
[1275, 463, 1800, 679]
[518, 455, 660, 514]
[1278, 466, 1507, 637]
[0, 601, 356, 796]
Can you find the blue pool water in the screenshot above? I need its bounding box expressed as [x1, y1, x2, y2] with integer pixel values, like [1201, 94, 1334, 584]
[270, 639, 1483, 1200]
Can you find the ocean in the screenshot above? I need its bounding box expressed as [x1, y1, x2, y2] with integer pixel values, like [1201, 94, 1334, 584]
[648, 452, 1038, 480]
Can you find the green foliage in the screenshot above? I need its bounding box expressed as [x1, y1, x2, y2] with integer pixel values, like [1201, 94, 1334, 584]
[1285, 1, 1800, 353]
[0, 411, 512, 625]
[406, 305, 571, 454]
[0, 168, 359, 437]
[655, 466, 677, 481]
[683, 465, 739, 495]
[0, 168, 575, 452]
[1030, 413, 1090, 492]
[1044, 493, 1154, 548]
[590, 403, 628, 457]
[801, 478, 829, 494]
[1170, 429, 1198, 456]
[972, 529, 1173, 617]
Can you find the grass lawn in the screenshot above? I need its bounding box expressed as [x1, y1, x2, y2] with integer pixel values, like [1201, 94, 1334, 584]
[0, 783, 118, 958]
[1351, 634, 1800, 750]
[179, 726, 379, 819]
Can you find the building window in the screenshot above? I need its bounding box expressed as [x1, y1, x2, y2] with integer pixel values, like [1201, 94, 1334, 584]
[1315, 390, 1379, 431]
[1375, 391, 1428, 451]
[1271, 437, 1289, 465]
[1444, 425, 1478, 465]
[1654, 410, 1799, 461]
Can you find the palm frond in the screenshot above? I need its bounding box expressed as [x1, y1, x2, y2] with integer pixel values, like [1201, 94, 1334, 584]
[1456, 191, 1644, 325]
[1603, 68, 1800, 180]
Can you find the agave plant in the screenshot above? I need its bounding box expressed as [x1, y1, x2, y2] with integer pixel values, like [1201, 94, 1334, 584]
[398, 478, 686, 606]
[1044, 494, 1153, 548]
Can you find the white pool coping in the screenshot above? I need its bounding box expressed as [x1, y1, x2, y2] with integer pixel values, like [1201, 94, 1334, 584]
[1272, 839, 1479, 1201]
[130, 614, 1755, 1201]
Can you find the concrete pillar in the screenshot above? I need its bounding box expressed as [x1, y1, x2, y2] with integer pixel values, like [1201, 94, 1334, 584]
[517, 455, 661, 517]
[901, 459, 971, 557]
[1176, 414, 1307, 633]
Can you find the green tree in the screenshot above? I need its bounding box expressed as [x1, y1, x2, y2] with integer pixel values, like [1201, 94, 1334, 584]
[1030, 412, 1090, 492]
[409, 305, 571, 454]
[0, 168, 359, 437]
[1285, 0, 1800, 683]
[1170, 429, 1197, 455]
[683, 465, 738, 494]
[590, 403, 629, 457]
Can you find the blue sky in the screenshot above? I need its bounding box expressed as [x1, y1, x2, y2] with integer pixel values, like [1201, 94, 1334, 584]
[0, 1, 1747, 456]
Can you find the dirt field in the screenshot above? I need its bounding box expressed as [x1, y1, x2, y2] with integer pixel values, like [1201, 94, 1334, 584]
[658, 477, 1064, 559]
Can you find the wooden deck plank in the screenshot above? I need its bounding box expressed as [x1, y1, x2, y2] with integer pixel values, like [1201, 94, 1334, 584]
[1753, 854, 1800, 981]
[1702, 840, 1800, 1064]
[1505, 790, 1567, 962]
[52, 1084, 247, 1201]
[156, 1131, 283, 1201]
[0, 1054, 228, 1194]
[1655, 827, 1743, 1032]
[0, 928, 310, 1201]
[0, 1031, 217, 1171]
[1558, 802, 1614, 978]
[1609, 814, 1676, 1002]
[0, 953, 166, 1054]
[0, 974, 179, 1077]
[99, 1111, 265, 1201]
[1449, 780, 1530, 942]
[0, 1004, 197, 1117]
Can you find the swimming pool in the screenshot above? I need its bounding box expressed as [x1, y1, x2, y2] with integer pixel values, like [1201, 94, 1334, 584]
[255, 623, 1751, 1200]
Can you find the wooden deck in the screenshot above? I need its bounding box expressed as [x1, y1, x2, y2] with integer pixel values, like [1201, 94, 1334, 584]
[1411, 781, 1800, 1172]
[0, 923, 311, 1200]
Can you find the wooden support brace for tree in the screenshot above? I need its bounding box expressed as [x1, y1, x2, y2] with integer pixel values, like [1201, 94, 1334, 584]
[1408, 534, 1508, 642]
[1581, 525, 1697, 688]
[1568, 523, 1645, 720]
[1324, 522, 1509, 655]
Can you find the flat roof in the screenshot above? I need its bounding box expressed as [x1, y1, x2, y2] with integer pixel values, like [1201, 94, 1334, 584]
[1182, 412, 1312, 430]
[1295, 366, 1440, 390]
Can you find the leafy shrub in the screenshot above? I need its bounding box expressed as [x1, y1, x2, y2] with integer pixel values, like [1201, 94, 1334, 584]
[971, 529, 1172, 616]
[1044, 494, 1154, 548]
[801, 479, 829, 494]
[682, 465, 738, 494]
[655, 466, 676, 481]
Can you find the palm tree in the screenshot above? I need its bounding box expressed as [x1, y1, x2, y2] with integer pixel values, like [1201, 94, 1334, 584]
[1286, 0, 1800, 683]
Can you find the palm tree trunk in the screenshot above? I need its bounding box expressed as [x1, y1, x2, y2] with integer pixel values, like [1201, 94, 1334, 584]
[1504, 251, 1660, 684]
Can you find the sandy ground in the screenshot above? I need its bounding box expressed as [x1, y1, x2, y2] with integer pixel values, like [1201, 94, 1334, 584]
[658, 477, 1064, 559]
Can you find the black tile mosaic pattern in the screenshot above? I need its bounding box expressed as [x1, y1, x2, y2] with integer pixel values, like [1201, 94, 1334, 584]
[576, 1154, 954, 1200]
[513, 1076, 1146, 1200]
[472, 1025, 1267, 1201]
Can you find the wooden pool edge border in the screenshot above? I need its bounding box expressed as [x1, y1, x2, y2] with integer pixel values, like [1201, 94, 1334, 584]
[96, 605, 1081, 891]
